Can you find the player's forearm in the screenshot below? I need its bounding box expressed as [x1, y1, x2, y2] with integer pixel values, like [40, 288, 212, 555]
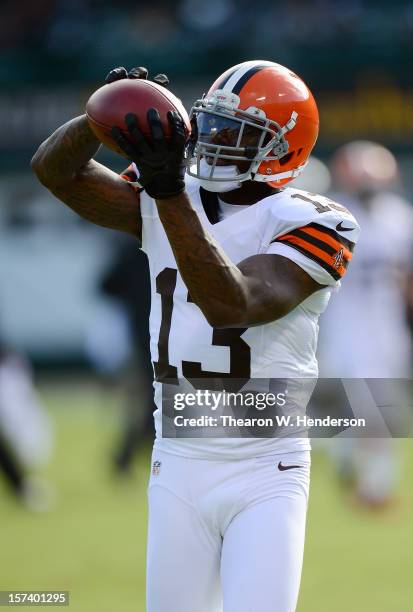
[31, 115, 101, 187]
[31, 115, 142, 238]
[156, 192, 249, 327]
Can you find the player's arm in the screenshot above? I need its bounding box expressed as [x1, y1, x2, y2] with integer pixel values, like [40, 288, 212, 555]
[31, 115, 141, 239]
[156, 192, 321, 328]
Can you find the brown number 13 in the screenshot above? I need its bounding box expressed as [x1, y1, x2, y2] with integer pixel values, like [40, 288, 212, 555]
[152, 267, 251, 392]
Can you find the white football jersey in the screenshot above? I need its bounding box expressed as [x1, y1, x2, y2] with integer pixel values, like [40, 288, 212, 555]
[134, 173, 360, 459]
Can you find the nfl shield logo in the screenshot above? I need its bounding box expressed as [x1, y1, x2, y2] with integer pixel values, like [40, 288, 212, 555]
[152, 460, 162, 476]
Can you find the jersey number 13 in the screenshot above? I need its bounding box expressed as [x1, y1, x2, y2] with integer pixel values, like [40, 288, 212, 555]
[152, 268, 251, 392]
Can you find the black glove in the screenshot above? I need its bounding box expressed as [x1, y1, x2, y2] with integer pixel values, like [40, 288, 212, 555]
[110, 108, 187, 200]
[105, 66, 169, 87]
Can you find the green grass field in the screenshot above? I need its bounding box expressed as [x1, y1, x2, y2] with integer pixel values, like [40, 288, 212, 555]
[1, 381, 412, 611]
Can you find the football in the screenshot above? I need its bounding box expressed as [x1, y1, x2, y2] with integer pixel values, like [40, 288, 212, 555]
[85, 79, 191, 158]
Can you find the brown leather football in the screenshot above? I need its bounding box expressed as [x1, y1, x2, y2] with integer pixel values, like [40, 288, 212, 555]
[86, 79, 191, 158]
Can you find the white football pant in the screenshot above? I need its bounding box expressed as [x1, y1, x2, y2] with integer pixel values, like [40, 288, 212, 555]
[147, 449, 311, 612]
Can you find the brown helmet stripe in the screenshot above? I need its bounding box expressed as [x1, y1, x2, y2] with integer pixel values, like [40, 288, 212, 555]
[231, 63, 270, 94]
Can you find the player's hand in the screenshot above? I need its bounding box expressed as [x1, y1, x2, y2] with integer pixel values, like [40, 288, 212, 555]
[105, 66, 170, 88]
[110, 109, 187, 200]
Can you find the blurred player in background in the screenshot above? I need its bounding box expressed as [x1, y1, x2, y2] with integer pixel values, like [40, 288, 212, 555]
[31, 61, 360, 612]
[99, 239, 155, 472]
[0, 339, 54, 511]
[84, 238, 155, 473]
[318, 141, 413, 508]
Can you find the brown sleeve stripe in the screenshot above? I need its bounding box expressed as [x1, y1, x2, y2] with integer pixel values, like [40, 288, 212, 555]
[306, 222, 355, 252]
[274, 236, 345, 280]
[299, 226, 353, 261]
[272, 222, 355, 280]
[288, 228, 339, 257]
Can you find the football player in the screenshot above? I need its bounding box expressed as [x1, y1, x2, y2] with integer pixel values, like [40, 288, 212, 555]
[318, 141, 413, 509]
[32, 60, 360, 612]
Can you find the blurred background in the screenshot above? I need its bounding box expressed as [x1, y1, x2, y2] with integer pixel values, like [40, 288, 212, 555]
[1, 0, 413, 611]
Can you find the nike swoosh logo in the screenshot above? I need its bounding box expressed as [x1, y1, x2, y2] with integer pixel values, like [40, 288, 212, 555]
[336, 221, 354, 232]
[278, 462, 302, 471]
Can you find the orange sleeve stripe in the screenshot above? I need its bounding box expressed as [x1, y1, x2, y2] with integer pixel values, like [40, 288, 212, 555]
[299, 226, 353, 261]
[277, 234, 348, 277]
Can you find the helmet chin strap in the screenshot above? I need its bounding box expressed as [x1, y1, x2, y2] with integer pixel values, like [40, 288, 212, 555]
[195, 159, 243, 193]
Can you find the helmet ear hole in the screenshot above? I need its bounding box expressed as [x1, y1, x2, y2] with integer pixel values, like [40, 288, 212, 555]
[295, 147, 304, 161]
[279, 151, 294, 166]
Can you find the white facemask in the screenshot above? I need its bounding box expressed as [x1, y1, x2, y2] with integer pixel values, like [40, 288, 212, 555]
[193, 159, 243, 193]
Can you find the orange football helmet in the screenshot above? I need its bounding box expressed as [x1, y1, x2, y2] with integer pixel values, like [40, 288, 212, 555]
[187, 60, 319, 190]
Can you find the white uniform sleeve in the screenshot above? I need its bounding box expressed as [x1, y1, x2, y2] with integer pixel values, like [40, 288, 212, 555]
[263, 189, 360, 287]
